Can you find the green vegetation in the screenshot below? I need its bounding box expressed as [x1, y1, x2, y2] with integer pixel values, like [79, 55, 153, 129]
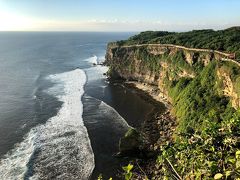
[118, 27, 240, 59]
[157, 110, 240, 179]
[97, 174, 112, 180]
[122, 164, 134, 180]
[120, 47, 194, 76]
[135, 47, 162, 73]
[107, 27, 240, 179]
[171, 61, 231, 132]
[156, 60, 240, 179]
[120, 31, 174, 45]
[109, 53, 240, 178]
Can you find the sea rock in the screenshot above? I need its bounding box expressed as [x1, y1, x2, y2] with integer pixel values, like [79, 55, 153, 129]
[107, 68, 123, 80]
[119, 128, 142, 156]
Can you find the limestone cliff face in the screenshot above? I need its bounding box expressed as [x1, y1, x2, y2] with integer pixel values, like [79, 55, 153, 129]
[106, 45, 159, 85]
[106, 43, 240, 109]
[217, 68, 240, 109]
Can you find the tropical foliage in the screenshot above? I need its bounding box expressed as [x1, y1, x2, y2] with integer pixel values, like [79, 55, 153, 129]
[118, 27, 240, 59]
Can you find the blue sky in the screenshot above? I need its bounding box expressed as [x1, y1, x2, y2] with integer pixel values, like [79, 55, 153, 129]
[0, 0, 239, 31]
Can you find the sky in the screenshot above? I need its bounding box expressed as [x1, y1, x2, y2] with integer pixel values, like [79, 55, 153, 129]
[0, 0, 239, 32]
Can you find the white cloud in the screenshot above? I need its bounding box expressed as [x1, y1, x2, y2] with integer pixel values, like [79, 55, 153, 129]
[0, 10, 238, 32]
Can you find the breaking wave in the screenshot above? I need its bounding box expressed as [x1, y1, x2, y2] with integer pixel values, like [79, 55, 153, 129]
[0, 69, 94, 180]
[84, 55, 98, 65]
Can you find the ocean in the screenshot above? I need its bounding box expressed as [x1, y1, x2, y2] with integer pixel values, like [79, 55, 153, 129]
[0, 32, 158, 179]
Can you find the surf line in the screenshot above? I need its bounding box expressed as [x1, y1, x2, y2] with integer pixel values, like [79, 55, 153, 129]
[0, 69, 95, 180]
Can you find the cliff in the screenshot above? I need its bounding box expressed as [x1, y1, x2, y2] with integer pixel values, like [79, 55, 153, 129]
[105, 31, 240, 178]
[106, 43, 240, 110]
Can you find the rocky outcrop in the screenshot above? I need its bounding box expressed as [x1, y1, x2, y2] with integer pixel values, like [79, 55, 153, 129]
[217, 69, 240, 109]
[119, 128, 142, 155]
[118, 128, 154, 158]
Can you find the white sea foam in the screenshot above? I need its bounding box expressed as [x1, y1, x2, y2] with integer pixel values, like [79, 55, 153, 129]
[98, 55, 105, 63]
[84, 55, 98, 65]
[0, 69, 94, 180]
[84, 95, 131, 130]
[98, 100, 131, 130]
[85, 65, 108, 82]
[0, 128, 36, 180]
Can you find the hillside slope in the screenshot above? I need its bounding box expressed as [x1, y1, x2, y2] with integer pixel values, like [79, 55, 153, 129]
[116, 27, 240, 59]
[106, 27, 240, 179]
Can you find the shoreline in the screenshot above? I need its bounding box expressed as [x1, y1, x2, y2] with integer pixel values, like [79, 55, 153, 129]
[124, 81, 172, 109]
[109, 79, 177, 178]
[85, 69, 167, 179]
[121, 81, 176, 148]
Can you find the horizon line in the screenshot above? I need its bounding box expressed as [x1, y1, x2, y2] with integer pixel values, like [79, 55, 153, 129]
[0, 26, 239, 33]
